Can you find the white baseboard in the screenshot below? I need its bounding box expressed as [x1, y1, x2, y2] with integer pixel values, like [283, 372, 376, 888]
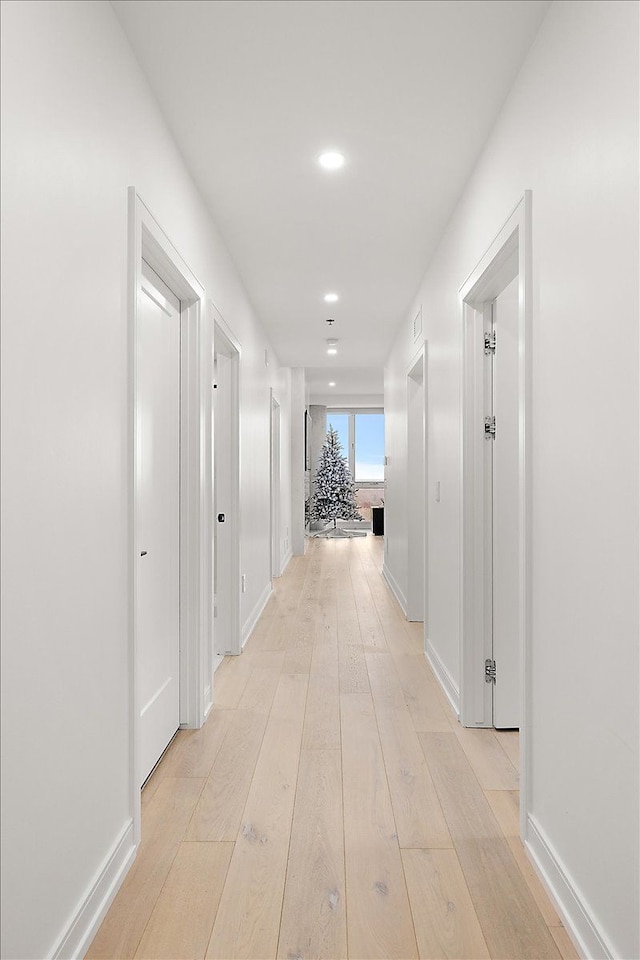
[382, 563, 407, 614]
[212, 653, 225, 673]
[279, 547, 293, 576]
[203, 682, 213, 721]
[425, 639, 460, 717]
[526, 814, 616, 960]
[51, 819, 136, 960]
[242, 581, 273, 648]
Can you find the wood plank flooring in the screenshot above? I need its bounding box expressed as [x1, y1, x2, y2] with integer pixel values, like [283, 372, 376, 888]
[87, 535, 573, 960]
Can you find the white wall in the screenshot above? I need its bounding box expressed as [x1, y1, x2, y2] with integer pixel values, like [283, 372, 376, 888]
[0, 2, 289, 957]
[384, 2, 639, 957]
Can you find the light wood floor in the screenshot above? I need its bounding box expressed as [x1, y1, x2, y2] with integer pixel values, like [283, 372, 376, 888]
[87, 535, 578, 960]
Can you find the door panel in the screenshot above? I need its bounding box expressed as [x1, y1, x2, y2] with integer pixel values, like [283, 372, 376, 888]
[407, 358, 425, 622]
[137, 260, 181, 783]
[271, 397, 281, 578]
[492, 275, 520, 728]
[213, 349, 232, 655]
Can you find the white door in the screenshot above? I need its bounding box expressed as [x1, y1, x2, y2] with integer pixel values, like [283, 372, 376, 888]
[213, 348, 232, 656]
[270, 396, 281, 579]
[491, 275, 520, 728]
[407, 354, 425, 622]
[137, 260, 181, 784]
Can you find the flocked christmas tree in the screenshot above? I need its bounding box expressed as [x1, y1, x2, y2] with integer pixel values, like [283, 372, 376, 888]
[310, 426, 363, 530]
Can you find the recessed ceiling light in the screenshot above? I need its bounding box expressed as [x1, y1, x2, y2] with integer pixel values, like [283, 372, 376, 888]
[318, 151, 345, 170]
[324, 292, 339, 303]
[329, 381, 336, 387]
[327, 348, 337, 355]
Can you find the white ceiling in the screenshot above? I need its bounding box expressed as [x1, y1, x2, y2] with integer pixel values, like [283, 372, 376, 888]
[305, 366, 384, 407]
[112, 0, 549, 387]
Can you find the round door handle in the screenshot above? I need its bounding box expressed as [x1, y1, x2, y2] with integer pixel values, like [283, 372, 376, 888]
[217, 514, 225, 523]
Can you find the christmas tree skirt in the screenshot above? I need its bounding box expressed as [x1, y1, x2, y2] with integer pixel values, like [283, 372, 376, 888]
[313, 525, 367, 538]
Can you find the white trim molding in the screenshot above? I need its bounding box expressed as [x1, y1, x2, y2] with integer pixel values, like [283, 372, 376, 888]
[279, 546, 293, 576]
[242, 581, 274, 649]
[382, 563, 407, 615]
[526, 815, 615, 960]
[203, 683, 213, 721]
[425, 640, 460, 717]
[50, 820, 135, 960]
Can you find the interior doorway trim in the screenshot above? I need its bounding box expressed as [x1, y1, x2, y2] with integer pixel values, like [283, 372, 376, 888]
[128, 189, 209, 839]
[212, 304, 242, 658]
[458, 191, 532, 835]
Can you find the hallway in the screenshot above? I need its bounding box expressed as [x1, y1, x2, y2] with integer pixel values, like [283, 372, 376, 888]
[87, 535, 576, 960]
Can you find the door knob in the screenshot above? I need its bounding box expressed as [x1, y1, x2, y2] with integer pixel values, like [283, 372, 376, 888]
[217, 513, 225, 522]
[140, 550, 148, 556]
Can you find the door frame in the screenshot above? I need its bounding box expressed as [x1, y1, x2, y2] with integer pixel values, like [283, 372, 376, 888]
[458, 192, 532, 834]
[212, 305, 242, 657]
[129, 190, 209, 835]
[270, 391, 281, 579]
[406, 344, 428, 626]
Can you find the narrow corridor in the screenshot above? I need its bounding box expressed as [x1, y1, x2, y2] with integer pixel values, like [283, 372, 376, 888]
[87, 536, 576, 960]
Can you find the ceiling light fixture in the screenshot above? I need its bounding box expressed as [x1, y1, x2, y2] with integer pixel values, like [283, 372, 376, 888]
[327, 348, 337, 355]
[329, 381, 336, 387]
[324, 292, 339, 303]
[318, 151, 345, 170]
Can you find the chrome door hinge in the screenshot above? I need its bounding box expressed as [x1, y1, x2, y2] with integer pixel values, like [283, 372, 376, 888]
[485, 658, 496, 683]
[484, 331, 496, 355]
[484, 416, 496, 439]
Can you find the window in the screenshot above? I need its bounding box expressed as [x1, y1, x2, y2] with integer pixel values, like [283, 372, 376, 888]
[355, 412, 384, 481]
[327, 409, 385, 483]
